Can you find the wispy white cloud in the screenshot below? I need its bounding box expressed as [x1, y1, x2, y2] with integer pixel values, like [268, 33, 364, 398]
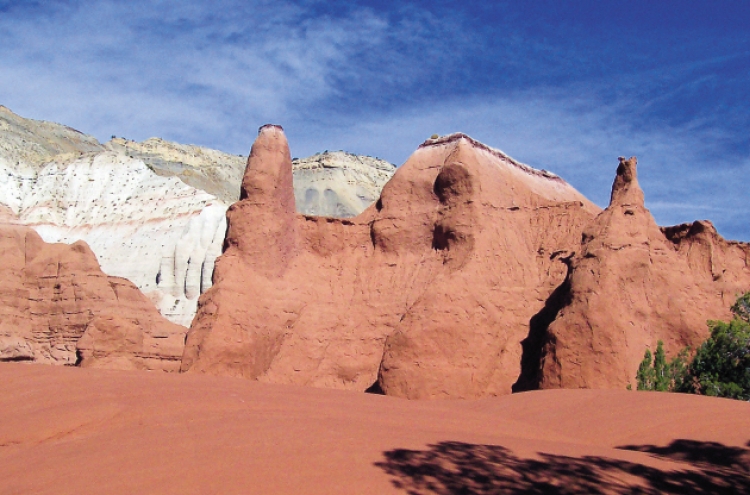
[0, 1, 747, 240]
[0, 1, 472, 149]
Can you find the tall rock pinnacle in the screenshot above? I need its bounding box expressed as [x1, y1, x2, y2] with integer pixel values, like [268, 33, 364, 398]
[537, 156, 750, 391]
[610, 156, 645, 207]
[223, 125, 297, 278]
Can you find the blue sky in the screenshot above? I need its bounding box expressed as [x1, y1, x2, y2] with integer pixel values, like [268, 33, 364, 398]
[1, 0, 748, 240]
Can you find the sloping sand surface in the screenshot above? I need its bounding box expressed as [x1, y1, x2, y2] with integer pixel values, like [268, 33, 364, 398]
[1, 363, 748, 494]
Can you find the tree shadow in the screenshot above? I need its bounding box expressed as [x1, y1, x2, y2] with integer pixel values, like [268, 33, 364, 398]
[376, 440, 750, 494]
[618, 439, 750, 470]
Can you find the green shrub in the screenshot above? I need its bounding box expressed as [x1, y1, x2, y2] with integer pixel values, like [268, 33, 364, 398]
[680, 317, 750, 400]
[634, 292, 750, 400]
[731, 292, 750, 323]
[636, 340, 688, 391]
[636, 348, 655, 390]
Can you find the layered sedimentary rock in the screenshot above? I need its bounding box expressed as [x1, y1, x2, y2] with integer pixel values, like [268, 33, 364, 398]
[0, 105, 103, 171]
[537, 157, 750, 390]
[0, 225, 185, 369]
[106, 140, 396, 214]
[0, 151, 228, 327]
[292, 151, 395, 217]
[182, 127, 600, 398]
[0, 107, 231, 326]
[0, 106, 395, 326]
[8, 105, 745, 396]
[105, 136, 245, 203]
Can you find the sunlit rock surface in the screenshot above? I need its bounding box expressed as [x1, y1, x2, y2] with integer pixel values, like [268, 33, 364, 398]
[0, 106, 395, 326]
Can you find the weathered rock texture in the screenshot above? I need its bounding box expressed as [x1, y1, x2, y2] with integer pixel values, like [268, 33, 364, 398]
[105, 140, 396, 214]
[6, 105, 746, 396]
[182, 128, 600, 398]
[0, 150, 228, 327]
[105, 136, 245, 204]
[0, 106, 395, 326]
[0, 225, 186, 369]
[292, 151, 395, 217]
[536, 157, 750, 391]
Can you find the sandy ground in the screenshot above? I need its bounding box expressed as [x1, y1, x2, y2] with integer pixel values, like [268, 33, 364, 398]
[1, 363, 748, 494]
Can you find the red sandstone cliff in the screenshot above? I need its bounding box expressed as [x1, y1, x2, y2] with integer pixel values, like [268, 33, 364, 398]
[3, 125, 746, 399]
[538, 157, 750, 390]
[182, 127, 599, 398]
[0, 225, 186, 370]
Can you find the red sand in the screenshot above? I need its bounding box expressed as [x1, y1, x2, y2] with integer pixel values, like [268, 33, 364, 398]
[1, 363, 748, 494]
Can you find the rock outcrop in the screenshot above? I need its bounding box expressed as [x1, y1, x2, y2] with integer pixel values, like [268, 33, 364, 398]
[105, 136, 245, 204]
[182, 127, 600, 398]
[536, 157, 750, 390]
[0, 225, 186, 370]
[0, 150, 228, 327]
[6, 105, 746, 396]
[0, 107, 231, 326]
[0, 106, 395, 327]
[292, 151, 395, 217]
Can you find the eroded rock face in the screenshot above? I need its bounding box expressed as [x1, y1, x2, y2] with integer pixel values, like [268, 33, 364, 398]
[0, 107, 395, 327]
[0, 225, 186, 370]
[537, 157, 750, 391]
[0, 107, 231, 326]
[182, 128, 599, 398]
[0, 151, 228, 327]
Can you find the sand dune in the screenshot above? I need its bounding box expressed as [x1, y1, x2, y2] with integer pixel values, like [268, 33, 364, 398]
[1, 363, 748, 494]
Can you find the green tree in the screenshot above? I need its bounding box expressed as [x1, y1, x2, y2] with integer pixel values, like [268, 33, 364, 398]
[681, 317, 750, 400]
[653, 341, 670, 391]
[636, 348, 655, 390]
[636, 341, 685, 392]
[667, 347, 691, 391]
[730, 292, 750, 324]
[633, 292, 750, 400]
[669, 291, 750, 400]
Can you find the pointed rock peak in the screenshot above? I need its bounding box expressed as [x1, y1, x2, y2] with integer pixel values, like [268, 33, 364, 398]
[240, 124, 294, 212]
[609, 156, 644, 207]
[615, 156, 637, 183]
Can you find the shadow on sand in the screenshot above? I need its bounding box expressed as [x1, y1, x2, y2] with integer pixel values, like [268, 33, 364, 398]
[376, 439, 750, 494]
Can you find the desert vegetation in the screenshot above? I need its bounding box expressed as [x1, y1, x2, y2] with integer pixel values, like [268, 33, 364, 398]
[636, 292, 750, 400]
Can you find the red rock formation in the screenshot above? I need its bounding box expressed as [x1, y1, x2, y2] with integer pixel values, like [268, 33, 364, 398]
[0, 225, 186, 370]
[538, 157, 750, 390]
[182, 128, 599, 398]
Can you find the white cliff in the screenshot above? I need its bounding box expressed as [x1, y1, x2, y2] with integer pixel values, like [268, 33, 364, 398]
[105, 136, 245, 203]
[0, 107, 396, 326]
[1, 151, 228, 327]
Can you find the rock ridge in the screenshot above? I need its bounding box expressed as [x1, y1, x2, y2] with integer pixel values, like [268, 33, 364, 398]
[535, 156, 750, 391]
[183, 128, 749, 399]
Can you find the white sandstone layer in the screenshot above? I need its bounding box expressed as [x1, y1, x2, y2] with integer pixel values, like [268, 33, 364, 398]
[105, 137, 245, 203]
[1, 152, 227, 327]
